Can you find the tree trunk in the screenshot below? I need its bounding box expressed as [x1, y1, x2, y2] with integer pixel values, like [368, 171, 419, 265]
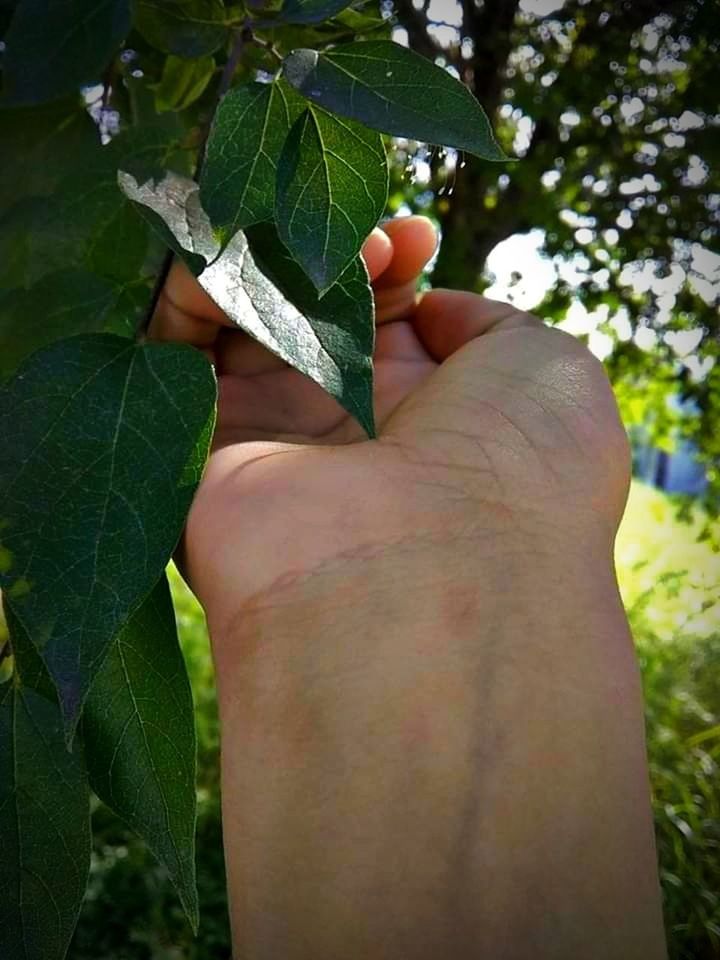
[404, 0, 523, 288]
[430, 158, 509, 290]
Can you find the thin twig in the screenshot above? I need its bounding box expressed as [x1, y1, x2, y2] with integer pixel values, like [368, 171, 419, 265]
[220, 27, 250, 99]
[101, 58, 117, 112]
[138, 250, 175, 340]
[248, 32, 283, 63]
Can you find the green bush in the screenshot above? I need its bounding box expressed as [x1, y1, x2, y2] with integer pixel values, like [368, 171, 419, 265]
[631, 580, 720, 959]
[617, 482, 720, 958]
[54, 483, 717, 957]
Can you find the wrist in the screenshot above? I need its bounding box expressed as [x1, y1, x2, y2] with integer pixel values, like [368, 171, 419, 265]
[211, 515, 663, 960]
[207, 519, 624, 708]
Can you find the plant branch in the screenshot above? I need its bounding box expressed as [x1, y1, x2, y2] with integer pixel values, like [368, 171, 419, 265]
[393, 0, 443, 62]
[0, 638, 11, 665]
[219, 27, 250, 101]
[248, 31, 283, 63]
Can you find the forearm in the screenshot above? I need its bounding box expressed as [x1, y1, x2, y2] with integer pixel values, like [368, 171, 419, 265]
[210, 530, 666, 960]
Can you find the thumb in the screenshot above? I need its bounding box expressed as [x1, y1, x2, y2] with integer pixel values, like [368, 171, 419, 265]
[411, 289, 539, 362]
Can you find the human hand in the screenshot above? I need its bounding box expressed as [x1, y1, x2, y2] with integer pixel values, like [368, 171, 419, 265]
[151, 215, 631, 637]
[152, 218, 664, 960]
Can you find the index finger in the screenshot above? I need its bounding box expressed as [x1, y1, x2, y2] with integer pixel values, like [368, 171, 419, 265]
[148, 259, 234, 347]
[150, 226, 395, 348]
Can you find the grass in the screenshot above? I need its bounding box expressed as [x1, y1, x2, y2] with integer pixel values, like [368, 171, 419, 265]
[616, 482, 720, 958]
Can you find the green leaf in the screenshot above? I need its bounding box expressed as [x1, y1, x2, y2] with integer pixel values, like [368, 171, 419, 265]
[247, 221, 375, 435]
[199, 78, 306, 242]
[84, 201, 151, 284]
[154, 54, 216, 112]
[0, 115, 185, 290]
[279, 0, 354, 24]
[1, 0, 131, 105]
[84, 575, 199, 931]
[0, 197, 79, 290]
[275, 104, 388, 292]
[0, 270, 136, 380]
[134, 0, 228, 58]
[118, 169, 212, 275]
[0, 611, 90, 960]
[121, 170, 375, 434]
[0, 180, 149, 291]
[0, 334, 217, 735]
[0, 0, 18, 36]
[282, 40, 508, 160]
[0, 99, 99, 211]
[330, 6, 389, 36]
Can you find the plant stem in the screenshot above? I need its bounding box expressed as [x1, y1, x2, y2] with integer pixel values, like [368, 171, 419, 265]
[248, 32, 283, 63]
[219, 27, 249, 100]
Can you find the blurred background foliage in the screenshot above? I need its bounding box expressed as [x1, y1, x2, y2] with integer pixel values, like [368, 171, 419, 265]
[384, 0, 719, 537]
[1, 0, 718, 956]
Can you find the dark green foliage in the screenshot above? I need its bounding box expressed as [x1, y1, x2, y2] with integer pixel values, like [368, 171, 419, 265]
[133, 0, 228, 58]
[200, 79, 306, 241]
[0, 100, 99, 209]
[154, 54, 216, 112]
[84, 576, 199, 930]
[0, 0, 17, 36]
[69, 572, 231, 960]
[0, 606, 91, 960]
[0, 335, 216, 734]
[276, 106, 389, 290]
[0, 270, 136, 378]
[1, 0, 131, 104]
[279, 0, 354, 25]
[0, 110, 187, 295]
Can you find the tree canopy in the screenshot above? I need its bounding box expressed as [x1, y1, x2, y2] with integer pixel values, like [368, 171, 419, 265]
[387, 0, 719, 532]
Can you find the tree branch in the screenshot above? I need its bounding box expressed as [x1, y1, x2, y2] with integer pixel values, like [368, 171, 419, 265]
[393, 0, 444, 62]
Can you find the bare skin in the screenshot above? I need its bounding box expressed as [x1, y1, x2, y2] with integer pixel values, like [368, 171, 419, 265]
[153, 217, 667, 959]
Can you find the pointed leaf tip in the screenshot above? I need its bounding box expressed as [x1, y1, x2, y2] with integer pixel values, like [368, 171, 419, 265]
[275, 106, 389, 293]
[85, 576, 199, 931]
[283, 40, 507, 161]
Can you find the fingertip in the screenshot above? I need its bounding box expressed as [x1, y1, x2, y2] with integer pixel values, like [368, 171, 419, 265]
[381, 214, 438, 250]
[361, 227, 394, 281]
[163, 260, 232, 328]
[374, 215, 439, 288]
